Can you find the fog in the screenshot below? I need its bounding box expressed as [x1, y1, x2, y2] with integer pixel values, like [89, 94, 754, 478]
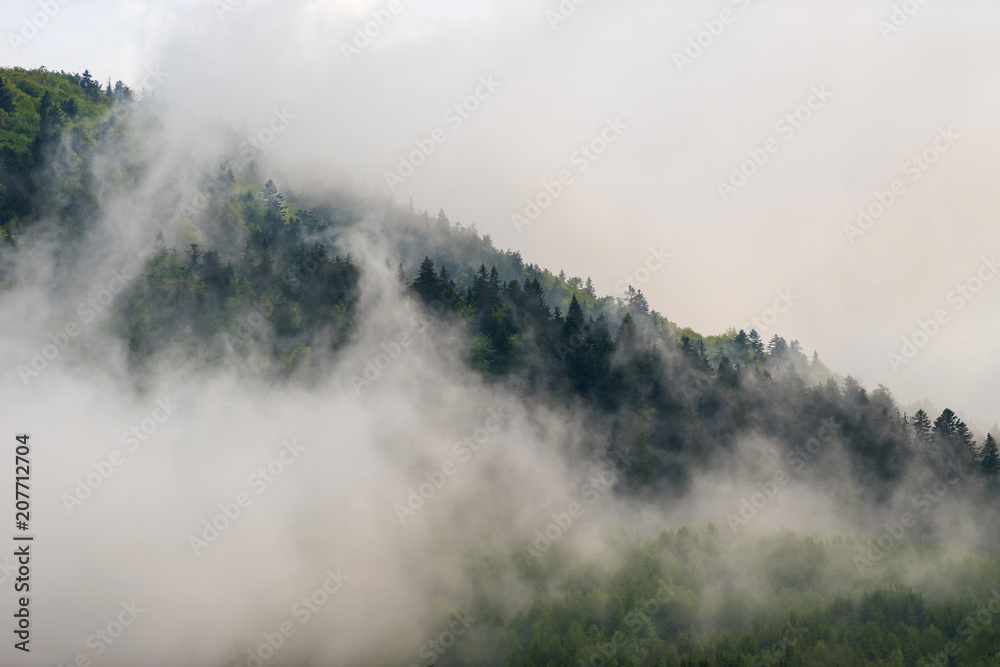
[1, 0, 999, 663]
[4, 0, 999, 424]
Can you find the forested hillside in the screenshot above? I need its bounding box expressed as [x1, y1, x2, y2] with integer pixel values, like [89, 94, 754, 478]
[3, 67, 999, 666]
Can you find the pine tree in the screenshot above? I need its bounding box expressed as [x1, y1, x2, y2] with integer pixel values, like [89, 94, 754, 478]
[624, 285, 649, 315]
[912, 410, 932, 446]
[980, 434, 999, 478]
[186, 243, 201, 268]
[843, 376, 868, 404]
[112, 80, 133, 101]
[565, 294, 584, 332]
[616, 312, 638, 351]
[767, 335, 788, 356]
[952, 418, 977, 465]
[716, 354, 738, 388]
[696, 339, 712, 373]
[412, 256, 439, 304]
[932, 410, 961, 457]
[747, 329, 764, 358]
[260, 179, 285, 213]
[487, 266, 502, 307]
[438, 265, 459, 308]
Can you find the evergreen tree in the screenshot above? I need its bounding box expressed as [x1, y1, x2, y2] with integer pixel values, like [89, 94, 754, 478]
[912, 410, 932, 446]
[112, 80, 133, 101]
[716, 354, 739, 388]
[412, 256, 439, 304]
[747, 329, 764, 358]
[565, 294, 584, 332]
[186, 243, 201, 268]
[436, 208, 449, 230]
[980, 434, 999, 478]
[260, 179, 285, 213]
[843, 375, 868, 404]
[954, 419, 976, 461]
[624, 285, 649, 315]
[933, 409, 958, 440]
[487, 266, 502, 307]
[438, 265, 460, 308]
[696, 339, 712, 373]
[616, 312, 639, 351]
[767, 335, 788, 356]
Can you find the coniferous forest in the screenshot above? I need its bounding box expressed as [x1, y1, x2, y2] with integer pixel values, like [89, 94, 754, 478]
[2, 62, 1000, 667]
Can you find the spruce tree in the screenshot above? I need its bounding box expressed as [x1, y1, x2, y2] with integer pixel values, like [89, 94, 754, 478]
[933, 409, 958, 440]
[912, 410, 932, 446]
[616, 312, 638, 351]
[565, 294, 584, 332]
[747, 329, 764, 358]
[980, 434, 999, 478]
[411, 256, 439, 304]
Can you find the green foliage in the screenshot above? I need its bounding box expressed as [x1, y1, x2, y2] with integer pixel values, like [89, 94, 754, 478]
[430, 530, 1000, 666]
[0, 67, 117, 247]
[7, 66, 1000, 664]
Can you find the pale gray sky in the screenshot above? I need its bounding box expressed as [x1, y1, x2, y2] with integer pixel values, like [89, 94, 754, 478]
[4, 0, 999, 430]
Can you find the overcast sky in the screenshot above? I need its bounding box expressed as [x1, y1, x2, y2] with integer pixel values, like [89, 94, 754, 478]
[4, 0, 999, 430]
